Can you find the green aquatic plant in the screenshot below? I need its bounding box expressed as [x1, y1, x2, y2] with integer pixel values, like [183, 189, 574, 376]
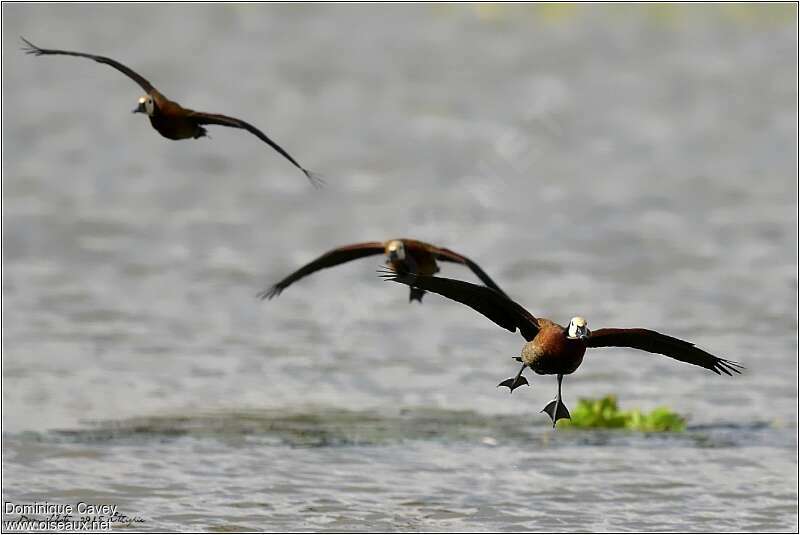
[557, 395, 686, 432]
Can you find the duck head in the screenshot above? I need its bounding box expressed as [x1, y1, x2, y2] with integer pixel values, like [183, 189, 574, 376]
[133, 95, 155, 116]
[566, 316, 590, 341]
[386, 240, 406, 263]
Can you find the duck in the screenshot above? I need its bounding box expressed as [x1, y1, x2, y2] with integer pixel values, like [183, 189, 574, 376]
[259, 239, 507, 303]
[379, 267, 742, 427]
[21, 37, 322, 187]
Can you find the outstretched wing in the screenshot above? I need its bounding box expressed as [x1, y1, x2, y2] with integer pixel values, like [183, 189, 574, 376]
[259, 242, 386, 299]
[586, 328, 743, 375]
[21, 37, 155, 93]
[430, 246, 508, 298]
[379, 268, 540, 341]
[188, 111, 323, 188]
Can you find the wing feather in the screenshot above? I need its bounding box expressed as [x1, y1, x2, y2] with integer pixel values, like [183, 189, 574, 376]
[21, 37, 155, 93]
[379, 268, 539, 341]
[431, 247, 509, 298]
[259, 242, 385, 299]
[586, 328, 743, 375]
[188, 112, 323, 187]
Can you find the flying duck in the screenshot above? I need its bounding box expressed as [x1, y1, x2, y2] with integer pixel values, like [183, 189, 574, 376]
[380, 268, 742, 427]
[259, 239, 507, 303]
[21, 37, 322, 187]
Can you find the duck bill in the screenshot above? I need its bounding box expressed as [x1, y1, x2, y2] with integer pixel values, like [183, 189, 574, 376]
[578, 327, 590, 341]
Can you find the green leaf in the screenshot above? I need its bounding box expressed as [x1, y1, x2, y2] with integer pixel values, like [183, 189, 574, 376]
[558, 395, 686, 432]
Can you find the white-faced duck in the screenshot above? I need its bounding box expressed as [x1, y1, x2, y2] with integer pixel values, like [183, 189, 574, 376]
[260, 239, 506, 303]
[21, 37, 322, 187]
[380, 268, 742, 427]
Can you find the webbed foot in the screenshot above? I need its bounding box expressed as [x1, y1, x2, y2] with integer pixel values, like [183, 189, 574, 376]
[409, 287, 426, 303]
[497, 375, 529, 392]
[541, 398, 571, 428]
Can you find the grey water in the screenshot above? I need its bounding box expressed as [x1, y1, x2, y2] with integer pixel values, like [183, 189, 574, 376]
[2, 4, 797, 532]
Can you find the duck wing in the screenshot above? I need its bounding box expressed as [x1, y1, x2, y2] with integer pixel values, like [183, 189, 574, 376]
[586, 328, 743, 375]
[188, 111, 323, 187]
[430, 246, 508, 298]
[260, 242, 386, 299]
[22, 37, 155, 93]
[380, 268, 539, 341]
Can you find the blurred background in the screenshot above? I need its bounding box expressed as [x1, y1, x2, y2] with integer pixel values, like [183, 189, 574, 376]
[2, 3, 797, 531]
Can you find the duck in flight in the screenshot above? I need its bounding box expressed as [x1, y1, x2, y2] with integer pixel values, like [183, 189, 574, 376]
[259, 239, 507, 303]
[21, 37, 323, 187]
[380, 268, 742, 427]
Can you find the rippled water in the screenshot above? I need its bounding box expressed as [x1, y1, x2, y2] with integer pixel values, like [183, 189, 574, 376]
[2, 4, 797, 532]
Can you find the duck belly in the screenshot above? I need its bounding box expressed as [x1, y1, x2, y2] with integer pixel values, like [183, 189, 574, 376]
[522, 329, 585, 376]
[150, 115, 201, 140]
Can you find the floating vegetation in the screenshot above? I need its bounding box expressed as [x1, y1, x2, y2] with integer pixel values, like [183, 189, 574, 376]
[557, 395, 686, 432]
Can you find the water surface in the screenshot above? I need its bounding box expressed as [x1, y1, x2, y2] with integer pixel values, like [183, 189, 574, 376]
[2, 4, 797, 532]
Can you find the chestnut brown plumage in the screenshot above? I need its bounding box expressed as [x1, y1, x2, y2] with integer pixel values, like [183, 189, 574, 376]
[380, 267, 742, 427]
[21, 37, 322, 187]
[260, 239, 506, 303]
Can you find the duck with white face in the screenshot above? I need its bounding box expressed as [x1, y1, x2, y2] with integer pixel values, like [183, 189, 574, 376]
[385, 239, 422, 274]
[259, 238, 508, 304]
[131, 93, 209, 140]
[385, 239, 434, 302]
[503, 316, 592, 424]
[22, 37, 323, 187]
[380, 268, 742, 428]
